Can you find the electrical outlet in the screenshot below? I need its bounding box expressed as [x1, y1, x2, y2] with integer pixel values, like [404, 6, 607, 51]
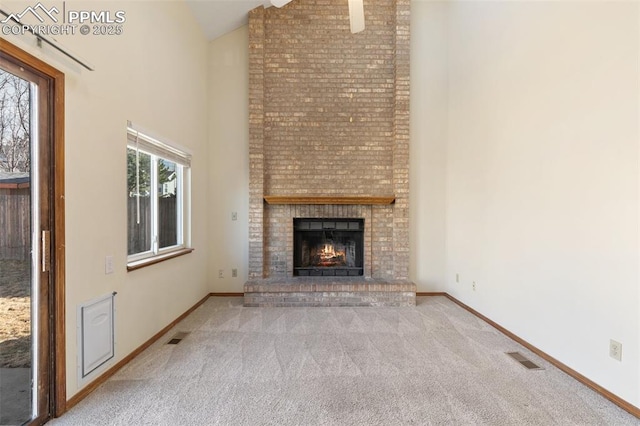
[609, 340, 622, 361]
[105, 256, 114, 274]
[456, 273, 459, 283]
[472, 281, 476, 291]
[218, 269, 224, 279]
[231, 212, 238, 221]
[232, 268, 238, 278]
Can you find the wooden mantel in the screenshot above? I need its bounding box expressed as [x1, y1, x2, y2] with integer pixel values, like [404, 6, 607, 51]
[263, 195, 395, 205]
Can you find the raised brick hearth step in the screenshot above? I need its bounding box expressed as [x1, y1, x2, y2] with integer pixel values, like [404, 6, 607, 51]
[243, 278, 416, 307]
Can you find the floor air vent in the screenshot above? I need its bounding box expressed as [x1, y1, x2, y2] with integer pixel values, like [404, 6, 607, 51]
[506, 352, 544, 370]
[166, 331, 189, 345]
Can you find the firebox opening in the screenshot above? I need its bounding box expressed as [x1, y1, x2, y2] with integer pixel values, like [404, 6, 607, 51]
[294, 218, 364, 276]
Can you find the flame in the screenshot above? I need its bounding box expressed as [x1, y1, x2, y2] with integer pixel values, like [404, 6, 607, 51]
[321, 244, 336, 257]
[316, 243, 345, 266]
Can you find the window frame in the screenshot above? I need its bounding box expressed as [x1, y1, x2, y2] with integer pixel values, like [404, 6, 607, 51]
[126, 126, 192, 269]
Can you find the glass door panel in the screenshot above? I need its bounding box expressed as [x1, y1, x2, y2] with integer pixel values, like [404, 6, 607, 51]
[0, 66, 35, 425]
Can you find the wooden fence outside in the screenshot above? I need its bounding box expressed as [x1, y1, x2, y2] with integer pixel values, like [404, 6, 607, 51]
[1, 192, 178, 259]
[127, 196, 177, 254]
[0, 188, 30, 260]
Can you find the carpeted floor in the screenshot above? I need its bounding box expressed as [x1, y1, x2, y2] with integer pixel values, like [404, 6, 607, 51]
[50, 296, 639, 425]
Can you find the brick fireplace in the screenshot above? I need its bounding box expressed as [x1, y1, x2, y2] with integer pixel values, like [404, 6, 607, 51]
[243, 0, 415, 306]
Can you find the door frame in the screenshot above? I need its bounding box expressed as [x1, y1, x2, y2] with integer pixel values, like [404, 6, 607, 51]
[0, 39, 66, 419]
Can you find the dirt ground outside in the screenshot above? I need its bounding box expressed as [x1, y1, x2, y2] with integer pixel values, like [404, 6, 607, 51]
[0, 259, 31, 368]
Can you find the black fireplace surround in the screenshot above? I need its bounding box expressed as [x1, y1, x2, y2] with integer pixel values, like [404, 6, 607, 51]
[293, 218, 364, 276]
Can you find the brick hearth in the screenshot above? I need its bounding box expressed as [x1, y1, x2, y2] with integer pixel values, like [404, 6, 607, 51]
[244, 0, 415, 306]
[244, 278, 416, 307]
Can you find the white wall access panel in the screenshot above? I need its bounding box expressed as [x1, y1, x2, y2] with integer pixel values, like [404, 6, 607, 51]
[77, 292, 116, 381]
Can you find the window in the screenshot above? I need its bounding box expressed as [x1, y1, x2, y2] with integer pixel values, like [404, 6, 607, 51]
[127, 125, 191, 268]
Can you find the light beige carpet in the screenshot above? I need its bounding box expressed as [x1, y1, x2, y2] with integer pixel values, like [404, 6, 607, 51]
[50, 296, 638, 425]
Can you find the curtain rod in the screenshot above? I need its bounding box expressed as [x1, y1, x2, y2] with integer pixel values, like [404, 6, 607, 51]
[0, 9, 95, 71]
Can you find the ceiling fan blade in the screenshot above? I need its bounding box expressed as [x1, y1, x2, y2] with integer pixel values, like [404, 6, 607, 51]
[271, 0, 293, 8]
[348, 0, 365, 33]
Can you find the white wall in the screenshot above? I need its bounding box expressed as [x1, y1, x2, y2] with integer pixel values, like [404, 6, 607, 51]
[207, 26, 250, 293]
[442, 0, 639, 406]
[410, 1, 448, 292]
[2, 1, 210, 398]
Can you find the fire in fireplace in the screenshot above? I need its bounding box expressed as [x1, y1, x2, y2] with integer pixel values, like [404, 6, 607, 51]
[293, 218, 364, 276]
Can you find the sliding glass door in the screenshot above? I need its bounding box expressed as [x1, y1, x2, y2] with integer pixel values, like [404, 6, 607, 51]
[0, 47, 58, 426]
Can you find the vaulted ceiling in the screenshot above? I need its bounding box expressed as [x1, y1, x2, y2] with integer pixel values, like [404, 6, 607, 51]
[185, 0, 268, 40]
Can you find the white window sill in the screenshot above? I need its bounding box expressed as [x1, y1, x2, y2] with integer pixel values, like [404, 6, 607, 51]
[127, 248, 194, 272]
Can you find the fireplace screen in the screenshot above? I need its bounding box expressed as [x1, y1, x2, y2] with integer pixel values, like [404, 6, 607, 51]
[293, 218, 364, 276]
